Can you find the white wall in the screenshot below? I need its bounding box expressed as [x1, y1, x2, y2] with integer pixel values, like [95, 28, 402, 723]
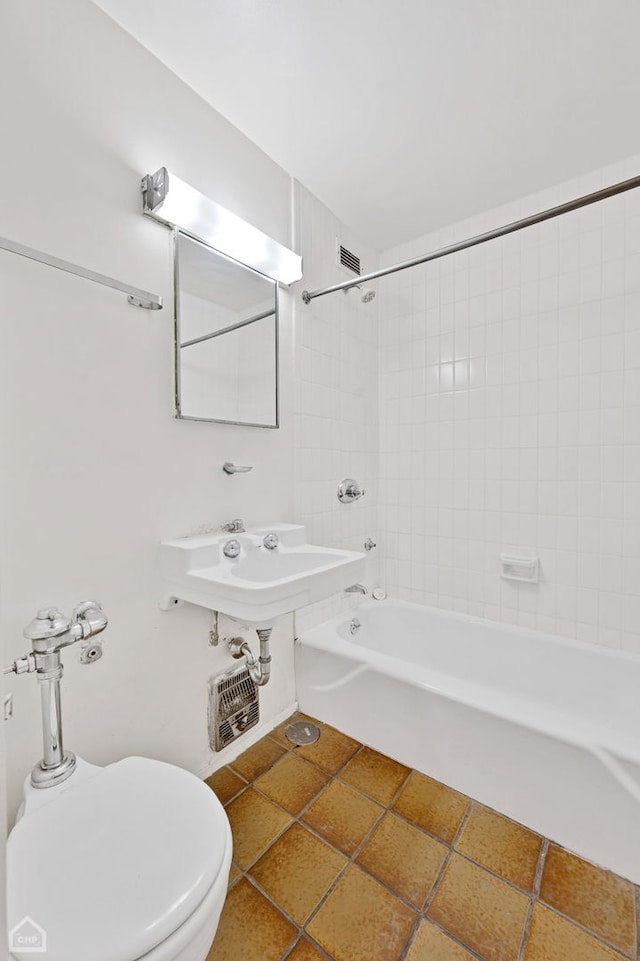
[379, 155, 640, 652]
[0, 0, 298, 820]
[292, 184, 381, 633]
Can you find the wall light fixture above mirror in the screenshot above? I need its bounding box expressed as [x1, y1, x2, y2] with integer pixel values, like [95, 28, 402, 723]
[142, 167, 302, 285]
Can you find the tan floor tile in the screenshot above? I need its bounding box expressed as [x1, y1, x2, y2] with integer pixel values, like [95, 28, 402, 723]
[455, 804, 542, 892]
[340, 746, 411, 805]
[225, 788, 292, 869]
[302, 779, 384, 856]
[307, 865, 417, 961]
[286, 938, 328, 961]
[251, 822, 347, 924]
[270, 711, 321, 748]
[428, 853, 529, 961]
[206, 877, 296, 961]
[295, 724, 361, 774]
[405, 920, 478, 961]
[393, 772, 469, 843]
[524, 904, 629, 961]
[227, 863, 241, 887]
[229, 735, 286, 781]
[255, 751, 330, 815]
[205, 766, 247, 805]
[357, 811, 448, 908]
[539, 845, 636, 957]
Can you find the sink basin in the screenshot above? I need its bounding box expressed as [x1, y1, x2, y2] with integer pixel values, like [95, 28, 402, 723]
[159, 523, 366, 623]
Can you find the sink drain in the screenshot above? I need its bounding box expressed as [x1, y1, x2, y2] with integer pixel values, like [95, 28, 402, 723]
[285, 720, 320, 746]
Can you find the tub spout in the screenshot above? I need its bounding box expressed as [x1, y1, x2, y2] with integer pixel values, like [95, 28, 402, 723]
[345, 584, 367, 595]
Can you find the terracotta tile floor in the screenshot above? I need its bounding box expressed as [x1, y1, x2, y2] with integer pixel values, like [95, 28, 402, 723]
[205, 713, 640, 961]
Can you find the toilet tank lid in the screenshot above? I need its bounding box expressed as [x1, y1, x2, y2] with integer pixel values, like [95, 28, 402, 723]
[7, 757, 232, 961]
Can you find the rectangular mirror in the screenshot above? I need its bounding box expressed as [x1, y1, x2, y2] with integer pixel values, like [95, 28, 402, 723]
[174, 231, 279, 427]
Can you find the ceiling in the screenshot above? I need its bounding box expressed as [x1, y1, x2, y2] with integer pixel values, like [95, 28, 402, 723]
[93, 0, 640, 251]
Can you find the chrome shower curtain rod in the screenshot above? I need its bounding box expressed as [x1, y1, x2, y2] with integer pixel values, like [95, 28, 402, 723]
[301, 173, 640, 304]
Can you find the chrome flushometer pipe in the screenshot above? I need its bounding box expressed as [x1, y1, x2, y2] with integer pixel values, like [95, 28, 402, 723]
[4, 601, 108, 788]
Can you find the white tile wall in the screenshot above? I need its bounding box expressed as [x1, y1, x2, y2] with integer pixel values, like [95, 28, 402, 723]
[293, 184, 381, 632]
[379, 155, 640, 652]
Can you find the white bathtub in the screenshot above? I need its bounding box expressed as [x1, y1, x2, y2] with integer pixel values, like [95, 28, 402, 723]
[295, 599, 640, 883]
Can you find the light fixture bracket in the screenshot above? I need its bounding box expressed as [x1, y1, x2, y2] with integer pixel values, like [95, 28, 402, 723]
[141, 167, 169, 214]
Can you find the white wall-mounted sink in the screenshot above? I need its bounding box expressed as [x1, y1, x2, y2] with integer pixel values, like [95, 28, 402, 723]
[159, 523, 366, 623]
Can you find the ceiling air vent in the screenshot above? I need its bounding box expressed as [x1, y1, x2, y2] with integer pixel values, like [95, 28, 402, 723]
[337, 240, 361, 277]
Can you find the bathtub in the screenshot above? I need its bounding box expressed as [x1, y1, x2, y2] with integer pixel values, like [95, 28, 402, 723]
[295, 599, 640, 883]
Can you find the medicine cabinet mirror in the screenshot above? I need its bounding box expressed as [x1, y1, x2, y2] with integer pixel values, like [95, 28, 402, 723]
[174, 231, 278, 427]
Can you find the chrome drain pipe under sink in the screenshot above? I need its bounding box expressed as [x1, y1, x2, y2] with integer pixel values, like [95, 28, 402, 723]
[228, 628, 272, 687]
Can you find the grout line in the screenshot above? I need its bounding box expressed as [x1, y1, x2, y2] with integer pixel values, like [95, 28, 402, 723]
[418, 918, 489, 961]
[397, 915, 423, 961]
[517, 838, 548, 961]
[420, 801, 474, 919]
[537, 900, 638, 961]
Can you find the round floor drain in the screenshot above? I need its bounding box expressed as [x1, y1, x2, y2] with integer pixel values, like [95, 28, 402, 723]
[285, 720, 321, 746]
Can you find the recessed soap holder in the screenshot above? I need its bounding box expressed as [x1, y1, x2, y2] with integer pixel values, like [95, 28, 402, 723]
[500, 553, 539, 584]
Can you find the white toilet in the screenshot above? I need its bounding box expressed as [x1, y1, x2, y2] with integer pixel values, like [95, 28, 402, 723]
[7, 755, 233, 961]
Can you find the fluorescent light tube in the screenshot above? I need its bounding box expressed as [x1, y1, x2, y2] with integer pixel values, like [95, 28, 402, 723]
[142, 167, 302, 285]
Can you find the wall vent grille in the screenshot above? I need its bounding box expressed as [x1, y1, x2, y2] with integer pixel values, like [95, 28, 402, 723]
[209, 664, 259, 751]
[337, 241, 361, 276]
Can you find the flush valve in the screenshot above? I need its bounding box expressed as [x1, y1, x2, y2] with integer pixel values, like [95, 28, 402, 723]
[3, 600, 108, 788]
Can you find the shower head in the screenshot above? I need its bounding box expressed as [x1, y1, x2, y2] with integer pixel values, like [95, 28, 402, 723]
[342, 283, 376, 304]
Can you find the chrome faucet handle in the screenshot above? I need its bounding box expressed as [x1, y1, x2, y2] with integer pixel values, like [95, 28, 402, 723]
[223, 539, 241, 559]
[337, 478, 366, 503]
[263, 533, 279, 550]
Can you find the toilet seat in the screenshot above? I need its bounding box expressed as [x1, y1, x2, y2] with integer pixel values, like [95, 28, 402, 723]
[8, 757, 232, 961]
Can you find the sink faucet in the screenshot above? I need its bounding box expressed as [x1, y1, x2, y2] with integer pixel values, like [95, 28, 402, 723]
[345, 584, 367, 594]
[221, 518, 245, 533]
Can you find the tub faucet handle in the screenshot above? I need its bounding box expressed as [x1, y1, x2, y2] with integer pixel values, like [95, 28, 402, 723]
[345, 584, 367, 595]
